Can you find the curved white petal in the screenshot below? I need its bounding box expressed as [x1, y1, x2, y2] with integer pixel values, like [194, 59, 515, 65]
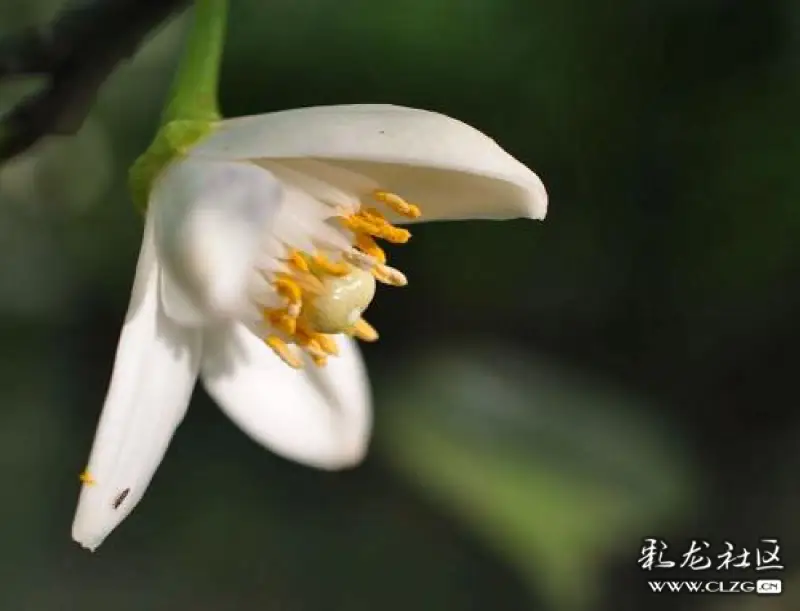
[150, 158, 284, 323]
[200, 324, 371, 470]
[72, 214, 202, 551]
[190, 105, 547, 222]
[159, 268, 208, 326]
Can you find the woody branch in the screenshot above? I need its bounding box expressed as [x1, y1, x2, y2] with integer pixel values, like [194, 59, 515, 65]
[0, 0, 189, 163]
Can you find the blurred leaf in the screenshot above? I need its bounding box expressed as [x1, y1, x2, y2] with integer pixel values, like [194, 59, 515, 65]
[379, 342, 694, 610]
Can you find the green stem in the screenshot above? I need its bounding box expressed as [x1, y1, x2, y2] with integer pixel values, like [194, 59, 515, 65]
[161, 0, 228, 124]
[128, 0, 228, 210]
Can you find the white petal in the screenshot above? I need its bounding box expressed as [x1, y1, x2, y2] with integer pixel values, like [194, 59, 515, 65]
[159, 269, 208, 326]
[151, 158, 284, 323]
[190, 105, 547, 222]
[72, 214, 202, 551]
[269, 181, 351, 252]
[200, 324, 371, 469]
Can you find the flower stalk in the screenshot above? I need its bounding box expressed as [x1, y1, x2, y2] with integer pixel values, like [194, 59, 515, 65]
[162, 0, 227, 124]
[128, 0, 228, 210]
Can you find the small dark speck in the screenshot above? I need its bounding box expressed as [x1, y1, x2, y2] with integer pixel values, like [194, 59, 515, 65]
[112, 488, 130, 510]
[379, 130, 385, 134]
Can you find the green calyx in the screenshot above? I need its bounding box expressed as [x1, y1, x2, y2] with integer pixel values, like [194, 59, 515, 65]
[128, 119, 216, 212]
[129, 0, 228, 212]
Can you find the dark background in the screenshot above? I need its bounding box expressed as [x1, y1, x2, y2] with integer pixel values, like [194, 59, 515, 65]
[0, 0, 797, 609]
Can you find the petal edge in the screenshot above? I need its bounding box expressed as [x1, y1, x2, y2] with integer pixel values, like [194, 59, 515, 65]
[200, 324, 372, 470]
[71, 217, 202, 551]
[191, 105, 547, 222]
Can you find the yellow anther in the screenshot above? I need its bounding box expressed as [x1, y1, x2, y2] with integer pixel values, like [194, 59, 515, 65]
[355, 233, 387, 264]
[315, 334, 339, 356]
[258, 188, 421, 369]
[265, 309, 297, 335]
[274, 276, 302, 305]
[79, 470, 96, 486]
[291, 324, 333, 364]
[303, 339, 328, 360]
[340, 214, 379, 235]
[293, 318, 314, 340]
[311, 252, 350, 276]
[287, 249, 310, 273]
[372, 264, 408, 287]
[266, 336, 303, 369]
[373, 190, 421, 219]
[360, 207, 389, 224]
[351, 318, 379, 342]
[341, 213, 411, 244]
[374, 222, 410, 243]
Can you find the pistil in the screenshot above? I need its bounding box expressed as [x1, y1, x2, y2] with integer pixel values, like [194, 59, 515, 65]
[261, 189, 420, 368]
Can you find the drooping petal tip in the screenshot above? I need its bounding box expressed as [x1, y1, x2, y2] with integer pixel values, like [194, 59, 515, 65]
[71, 213, 202, 551]
[514, 164, 548, 221]
[72, 481, 135, 552]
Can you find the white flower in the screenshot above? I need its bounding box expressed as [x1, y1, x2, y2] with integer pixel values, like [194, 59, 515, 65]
[71, 104, 547, 551]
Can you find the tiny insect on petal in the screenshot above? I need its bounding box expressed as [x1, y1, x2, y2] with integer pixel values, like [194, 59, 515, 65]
[112, 488, 131, 510]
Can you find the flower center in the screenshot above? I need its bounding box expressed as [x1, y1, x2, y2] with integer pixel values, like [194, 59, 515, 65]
[262, 189, 420, 368]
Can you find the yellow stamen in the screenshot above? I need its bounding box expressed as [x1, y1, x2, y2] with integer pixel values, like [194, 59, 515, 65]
[341, 213, 411, 244]
[274, 275, 304, 317]
[360, 207, 390, 224]
[274, 276, 302, 305]
[315, 334, 340, 356]
[287, 249, 310, 273]
[355, 233, 387, 264]
[266, 336, 303, 369]
[259, 188, 422, 369]
[372, 264, 408, 287]
[265, 309, 297, 335]
[291, 320, 340, 364]
[351, 318, 379, 342]
[374, 190, 421, 219]
[303, 339, 328, 360]
[311, 252, 350, 276]
[79, 470, 96, 486]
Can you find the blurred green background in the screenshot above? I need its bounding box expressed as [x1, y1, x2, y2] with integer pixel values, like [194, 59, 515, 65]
[1, 0, 798, 609]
